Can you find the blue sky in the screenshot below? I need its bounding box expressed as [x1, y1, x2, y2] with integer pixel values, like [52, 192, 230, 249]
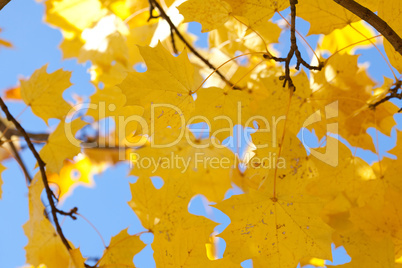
[0, 1, 401, 268]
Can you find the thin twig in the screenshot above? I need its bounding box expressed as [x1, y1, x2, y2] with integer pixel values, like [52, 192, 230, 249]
[169, 27, 178, 54]
[369, 80, 402, 111]
[333, 0, 402, 56]
[0, 120, 49, 141]
[0, 97, 72, 250]
[264, 0, 323, 91]
[8, 140, 32, 183]
[56, 207, 78, 220]
[148, 0, 237, 88]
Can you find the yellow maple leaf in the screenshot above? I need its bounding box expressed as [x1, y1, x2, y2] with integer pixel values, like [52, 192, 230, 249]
[48, 156, 94, 201]
[310, 54, 397, 151]
[320, 20, 378, 54]
[39, 119, 87, 174]
[349, 187, 402, 259]
[97, 228, 145, 267]
[297, 0, 360, 35]
[178, 0, 232, 32]
[130, 128, 236, 202]
[20, 64, 73, 123]
[224, 0, 288, 27]
[118, 42, 197, 131]
[45, 0, 107, 33]
[79, 14, 129, 68]
[86, 86, 144, 139]
[128, 176, 218, 267]
[3, 84, 22, 100]
[24, 175, 86, 268]
[194, 86, 250, 142]
[215, 189, 332, 267]
[333, 230, 394, 268]
[306, 139, 383, 209]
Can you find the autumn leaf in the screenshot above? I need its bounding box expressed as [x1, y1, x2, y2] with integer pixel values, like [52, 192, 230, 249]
[224, 0, 288, 27]
[118, 42, 197, 131]
[215, 189, 332, 267]
[193, 86, 250, 142]
[319, 20, 378, 54]
[39, 119, 87, 174]
[297, 0, 359, 35]
[128, 176, 218, 267]
[309, 54, 397, 151]
[130, 128, 236, 202]
[24, 174, 86, 268]
[332, 231, 395, 268]
[20, 64, 73, 123]
[48, 156, 94, 201]
[2, 0, 402, 266]
[178, 0, 232, 32]
[3, 85, 22, 100]
[98, 228, 145, 268]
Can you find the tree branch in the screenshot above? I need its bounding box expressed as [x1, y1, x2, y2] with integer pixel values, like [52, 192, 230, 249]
[264, 0, 323, 90]
[369, 80, 402, 111]
[0, 120, 49, 141]
[333, 0, 402, 56]
[148, 0, 238, 88]
[0, 0, 11, 11]
[0, 97, 72, 250]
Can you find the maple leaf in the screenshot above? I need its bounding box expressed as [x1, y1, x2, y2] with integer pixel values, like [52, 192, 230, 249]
[48, 156, 94, 201]
[23, 175, 86, 268]
[297, 0, 359, 35]
[178, 0, 232, 32]
[306, 139, 384, 209]
[215, 189, 332, 267]
[214, 131, 332, 266]
[224, 0, 288, 27]
[2, 0, 402, 266]
[97, 228, 145, 267]
[39, 119, 87, 174]
[349, 187, 402, 259]
[3, 85, 22, 100]
[130, 128, 236, 202]
[309, 54, 397, 151]
[118, 42, 198, 131]
[128, 176, 217, 267]
[20, 64, 73, 123]
[193, 86, 250, 142]
[85, 86, 144, 140]
[319, 20, 378, 55]
[332, 230, 395, 268]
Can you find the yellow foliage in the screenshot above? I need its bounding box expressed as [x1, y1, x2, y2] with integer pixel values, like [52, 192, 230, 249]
[20, 64, 73, 123]
[1, 0, 402, 267]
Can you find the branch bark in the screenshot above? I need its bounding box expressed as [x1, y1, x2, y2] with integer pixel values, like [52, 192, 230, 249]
[333, 0, 402, 56]
[148, 0, 237, 88]
[0, 97, 72, 251]
[0, 0, 11, 11]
